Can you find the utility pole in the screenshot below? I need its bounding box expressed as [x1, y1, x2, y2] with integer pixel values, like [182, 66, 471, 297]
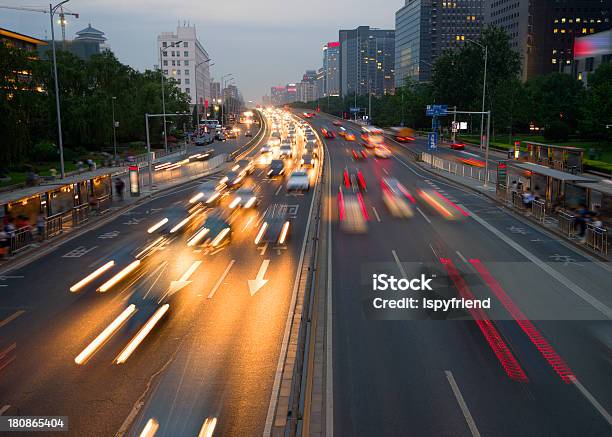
[484, 110, 491, 188]
[111, 96, 117, 159]
[452, 105, 457, 143]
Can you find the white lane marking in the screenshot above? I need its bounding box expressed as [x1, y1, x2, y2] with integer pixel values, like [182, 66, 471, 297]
[0, 310, 26, 329]
[462, 204, 612, 320]
[242, 215, 255, 232]
[207, 260, 235, 299]
[570, 376, 612, 427]
[456, 251, 469, 264]
[416, 207, 432, 224]
[429, 244, 439, 260]
[372, 207, 382, 222]
[383, 168, 389, 175]
[445, 371, 481, 437]
[274, 185, 283, 196]
[392, 250, 407, 279]
[62, 245, 98, 258]
[0, 405, 10, 416]
[325, 144, 334, 437]
[460, 151, 481, 158]
[264, 129, 323, 437]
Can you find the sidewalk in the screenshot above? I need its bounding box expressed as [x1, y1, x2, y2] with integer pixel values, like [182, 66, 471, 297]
[413, 156, 610, 261]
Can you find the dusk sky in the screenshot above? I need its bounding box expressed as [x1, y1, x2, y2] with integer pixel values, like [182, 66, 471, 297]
[1, 0, 402, 102]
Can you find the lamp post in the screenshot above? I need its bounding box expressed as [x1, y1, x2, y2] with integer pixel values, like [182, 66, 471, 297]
[194, 59, 213, 123]
[159, 40, 183, 152]
[49, 0, 70, 179]
[466, 39, 488, 150]
[145, 112, 188, 187]
[111, 96, 117, 159]
[220, 73, 233, 127]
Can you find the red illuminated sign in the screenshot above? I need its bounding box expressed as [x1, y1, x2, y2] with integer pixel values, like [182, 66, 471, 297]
[327, 41, 340, 48]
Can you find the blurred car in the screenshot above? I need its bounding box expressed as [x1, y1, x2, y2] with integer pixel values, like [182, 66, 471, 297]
[229, 187, 260, 209]
[189, 180, 223, 208]
[187, 212, 232, 248]
[303, 112, 315, 118]
[460, 157, 485, 167]
[304, 141, 318, 159]
[254, 205, 291, 246]
[338, 127, 347, 138]
[373, 146, 392, 158]
[345, 133, 356, 141]
[332, 120, 343, 126]
[321, 128, 336, 139]
[287, 170, 310, 192]
[301, 154, 315, 169]
[450, 142, 465, 150]
[338, 187, 368, 234]
[245, 131, 253, 137]
[261, 144, 273, 155]
[267, 159, 285, 178]
[279, 145, 293, 159]
[352, 149, 367, 160]
[215, 130, 226, 141]
[220, 171, 245, 190]
[390, 127, 416, 142]
[233, 159, 254, 176]
[343, 168, 367, 192]
[381, 178, 414, 218]
[226, 129, 238, 139]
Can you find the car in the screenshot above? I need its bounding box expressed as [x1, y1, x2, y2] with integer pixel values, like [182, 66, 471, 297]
[226, 129, 238, 139]
[338, 187, 368, 234]
[321, 128, 336, 139]
[267, 159, 285, 178]
[229, 187, 260, 209]
[345, 133, 356, 141]
[343, 168, 367, 192]
[254, 205, 291, 246]
[279, 145, 293, 159]
[286, 170, 310, 192]
[332, 120, 343, 126]
[245, 131, 253, 137]
[304, 142, 318, 159]
[220, 171, 245, 190]
[187, 212, 232, 249]
[271, 131, 281, 139]
[381, 178, 414, 218]
[301, 154, 315, 168]
[189, 180, 224, 208]
[303, 112, 315, 119]
[373, 146, 392, 158]
[215, 130, 226, 141]
[352, 149, 367, 160]
[233, 159, 254, 176]
[450, 142, 465, 150]
[261, 144, 273, 154]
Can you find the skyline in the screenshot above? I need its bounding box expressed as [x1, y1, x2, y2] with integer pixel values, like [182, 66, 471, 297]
[0, 0, 401, 102]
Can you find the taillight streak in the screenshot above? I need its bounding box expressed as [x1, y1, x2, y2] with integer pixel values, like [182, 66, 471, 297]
[434, 191, 469, 217]
[470, 259, 574, 383]
[441, 258, 528, 382]
[357, 192, 369, 220]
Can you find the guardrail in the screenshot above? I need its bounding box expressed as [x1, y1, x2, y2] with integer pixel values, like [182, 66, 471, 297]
[9, 227, 33, 254]
[97, 194, 111, 214]
[421, 152, 496, 184]
[46, 213, 63, 238]
[496, 184, 508, 203]
[586, 224, 608, 255]
[558, 211, 576, 237]
[512, 191, 525, 210]
[532, 199, 546, 222]
[72, 203, 90, 226]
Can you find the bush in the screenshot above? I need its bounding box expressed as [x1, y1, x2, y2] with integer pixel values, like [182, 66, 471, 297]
[543, 121, 570, 142]
[31, 141, 57, 161]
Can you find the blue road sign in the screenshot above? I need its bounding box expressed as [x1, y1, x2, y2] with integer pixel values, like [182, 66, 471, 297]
[428, 132, 438, 150]
[349, 107, 361, 113]
[426, 104, 449, 116]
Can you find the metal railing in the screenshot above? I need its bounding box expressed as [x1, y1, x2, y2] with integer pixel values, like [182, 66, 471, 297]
[46, 213, 63, 238]
[586, 224, 608, 255]
[97, 194, 111, 214]
[531, 199, 546, 222]
[421, 152, 496, 184]
[512, 191, 525, 210]
[72, 203, 90, 226]
[496, 184, 508, 203]
[558, 211, 576, 237]
[9, 227, 33, 254]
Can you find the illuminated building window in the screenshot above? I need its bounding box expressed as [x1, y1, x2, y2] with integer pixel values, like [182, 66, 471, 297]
[578, 72, 583, 80]
[576, 18, 581, 23]
[561, 29, 566, 33]
[561, 18, 566, 23]
[590, 28, 595, 33]
[554, 28, 558, 33]
[582, 28, 587, 34]
[552, 58, 557, 64]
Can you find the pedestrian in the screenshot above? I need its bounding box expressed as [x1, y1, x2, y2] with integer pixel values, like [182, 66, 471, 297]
[115, 177, 125, 201]
[576, 204, 589, 242]
[87, 159, 94, 171]
[36, 213, 46, 241]
[0, 229, 8, 259]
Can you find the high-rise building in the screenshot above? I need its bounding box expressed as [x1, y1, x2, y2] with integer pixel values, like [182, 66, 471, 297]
[285, 83, 298, 103]
[302, 69, 317, 84]
[339, 26, 395, 97]
[565, 28, 612, 85]
[157, 25, 210, 109]
[395, 0, 484, 85]
[485, 0, 611, 81]
[210, 81, 221, 101]
[297, 81, 319, 102]
[316, 67, 326, 100]
[323, 41, 340, 96]
[270, 86, 285, 106]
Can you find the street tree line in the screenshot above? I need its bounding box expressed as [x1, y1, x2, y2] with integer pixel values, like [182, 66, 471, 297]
[292, 26, 612, 143]
[1, 42, 190, 168]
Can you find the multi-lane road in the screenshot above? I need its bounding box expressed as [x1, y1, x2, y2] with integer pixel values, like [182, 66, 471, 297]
[307, 113, 612, 436]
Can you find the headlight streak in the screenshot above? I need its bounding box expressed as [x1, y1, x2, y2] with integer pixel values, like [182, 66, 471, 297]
[147, 218, 169, 234]
[244, 196, 257, 208]
[187, 228, 210, 247]
[278, 221, 290, 244]
[98, 260, 141, 292]
[198, 417, 218, 437]
[229, 197, 242, 209]
[139, 418, 159, 437]
[255, 222, 268, 244]
[69, 260, 115, 292]
[211, 228, 230, 247]
[116, 304, 170, 364]
[74, 304, 136, 365]
[206, 192, 221, 204]
[189, 192, 204, 204]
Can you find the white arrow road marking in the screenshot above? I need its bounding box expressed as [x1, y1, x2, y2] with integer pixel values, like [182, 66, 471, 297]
[258, 243, 269, 256]
[166, 261, 202, 298]
[207, 260, 235, 299]
[248, 259, 270, 296]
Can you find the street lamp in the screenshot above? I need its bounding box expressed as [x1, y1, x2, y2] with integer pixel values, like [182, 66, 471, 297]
[49, 0, 70, 179]
[466, 38, 488, 151]
[159, 40, 183, 152]
[220, 73, 233, 126]
[111, 96, 117, 159]
[194, 58, 213, 123]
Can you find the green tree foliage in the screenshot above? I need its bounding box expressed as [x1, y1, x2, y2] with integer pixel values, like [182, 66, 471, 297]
[581, 62, 612, 140]
[1, 42, 190, 167]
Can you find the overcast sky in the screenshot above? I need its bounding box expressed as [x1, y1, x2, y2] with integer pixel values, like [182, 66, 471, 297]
[1, 0, 403, 102]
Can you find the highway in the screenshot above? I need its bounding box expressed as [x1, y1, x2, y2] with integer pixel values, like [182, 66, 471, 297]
[0, 111, 321, 436]
[306, 113, 612, 436]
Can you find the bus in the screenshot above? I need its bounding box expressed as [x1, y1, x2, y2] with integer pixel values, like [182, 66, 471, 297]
[361, 126, 385, 148]
[388, 127, 416, 142]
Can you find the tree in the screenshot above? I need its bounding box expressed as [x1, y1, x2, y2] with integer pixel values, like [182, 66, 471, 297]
[581, 62, 612, 140]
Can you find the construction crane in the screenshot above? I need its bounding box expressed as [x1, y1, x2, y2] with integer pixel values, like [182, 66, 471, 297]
[0, 5, 79, 42]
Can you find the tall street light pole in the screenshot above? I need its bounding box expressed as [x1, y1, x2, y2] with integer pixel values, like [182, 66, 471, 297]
[220, 73, 233, 127]
[111, 96, 117, 159]
[159, 40, 183, 152]
[467, 39, 488, 150]
[50, 0, 70, 179]
[194, 58, 213, 123]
